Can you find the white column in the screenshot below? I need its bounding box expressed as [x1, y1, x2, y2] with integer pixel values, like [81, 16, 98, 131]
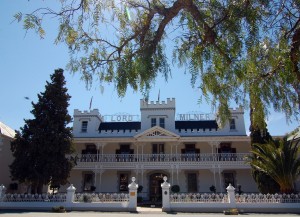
[99, 170, 103, 192]
[218, 165, 222, 193]
[96, 143, 100, 161]
[210, 166, 217, 192]
[93, 165, 99, 188]
[161, 176, 171, 212]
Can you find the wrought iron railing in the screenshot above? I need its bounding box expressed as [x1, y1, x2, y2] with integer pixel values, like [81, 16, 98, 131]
[67, 153, 248, 163]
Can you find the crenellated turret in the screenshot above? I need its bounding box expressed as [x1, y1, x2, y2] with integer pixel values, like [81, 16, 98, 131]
[140, 98, 176, 132]
[73, 109, 103, 137]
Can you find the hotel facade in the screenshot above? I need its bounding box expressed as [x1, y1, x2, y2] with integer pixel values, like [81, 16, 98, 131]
[68, 98, 258, 201]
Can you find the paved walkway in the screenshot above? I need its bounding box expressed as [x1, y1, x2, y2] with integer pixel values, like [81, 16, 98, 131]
[0, 207, 299, 217]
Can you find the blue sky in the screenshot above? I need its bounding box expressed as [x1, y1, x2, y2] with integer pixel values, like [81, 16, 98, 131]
[0, 1, 299, 136]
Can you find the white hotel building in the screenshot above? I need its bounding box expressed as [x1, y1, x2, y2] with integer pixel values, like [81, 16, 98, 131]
[68, 98, 258, 201]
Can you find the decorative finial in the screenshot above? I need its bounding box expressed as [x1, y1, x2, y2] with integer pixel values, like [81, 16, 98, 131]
[163, 176, 167, 182]
[132, 177, 136, 182]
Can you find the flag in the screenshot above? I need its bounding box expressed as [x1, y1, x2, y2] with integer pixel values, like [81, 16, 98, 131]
[89, 96, 93, 110]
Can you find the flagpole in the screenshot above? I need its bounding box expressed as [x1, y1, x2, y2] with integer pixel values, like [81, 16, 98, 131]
[89, 96, 93, 110]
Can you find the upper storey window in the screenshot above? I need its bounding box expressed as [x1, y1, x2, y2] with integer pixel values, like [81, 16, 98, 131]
[81, 121, 88, 132]
[151, 118, 156, 127]
[159, 118, 165, 128]
[230, 119, 236, 130]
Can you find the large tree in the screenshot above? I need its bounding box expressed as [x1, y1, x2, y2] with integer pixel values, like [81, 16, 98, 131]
[14, 0, 300, 127]
[249, 139, 300, 193]
[10, 69, 74, 194]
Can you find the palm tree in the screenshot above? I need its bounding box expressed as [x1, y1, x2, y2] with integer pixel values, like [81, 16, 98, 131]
[249, 139, 300, 193]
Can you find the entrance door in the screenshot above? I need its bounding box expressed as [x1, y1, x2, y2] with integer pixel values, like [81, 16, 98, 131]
[149, 173, 166, 203]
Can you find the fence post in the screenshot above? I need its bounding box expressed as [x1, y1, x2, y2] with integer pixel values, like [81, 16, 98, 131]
[226, 183, 236, 208]
[128, 177, 138, 212]
[161, 176, 171, 212]
[0, 185, 5, 201]
[66, 184, 76, 203]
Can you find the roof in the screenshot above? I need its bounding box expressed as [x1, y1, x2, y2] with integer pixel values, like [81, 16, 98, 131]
[175, 120, 218, 130]
[99, 122, 141, 131]
[0, 121, 16, 138]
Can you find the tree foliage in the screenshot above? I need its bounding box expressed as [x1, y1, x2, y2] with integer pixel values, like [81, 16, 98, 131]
[248, 139, 300, 193]
[14, 0, 300, 126]
[10, 69, 74, 194]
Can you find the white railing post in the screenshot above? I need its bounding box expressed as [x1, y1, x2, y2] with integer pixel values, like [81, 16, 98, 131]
[161, 176, 171, 212]
[226, 183, 236, 208]
[0, 184, 5, 201]
[128, 177, 138, 212]
[66, 184, 76, 203]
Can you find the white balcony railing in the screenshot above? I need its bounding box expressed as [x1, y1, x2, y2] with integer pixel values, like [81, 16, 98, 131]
[67, 153, 248, 163]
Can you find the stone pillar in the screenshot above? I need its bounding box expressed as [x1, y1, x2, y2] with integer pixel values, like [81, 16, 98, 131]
[226, 183, 236, 208]
[128, 177, 138, 212]
[66, 184, 76, 203]
[0, 184, 6, 200]
[161, 176, 171, 212]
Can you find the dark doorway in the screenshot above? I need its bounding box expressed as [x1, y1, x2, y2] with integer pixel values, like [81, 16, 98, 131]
[149, 173, 166, 204]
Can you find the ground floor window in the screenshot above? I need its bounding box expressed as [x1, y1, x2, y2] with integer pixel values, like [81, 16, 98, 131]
[83, 173, 94, 191]
[187, 173, 198, 192]
[223, 172, 235, 189]
[119, 173, 129, 192]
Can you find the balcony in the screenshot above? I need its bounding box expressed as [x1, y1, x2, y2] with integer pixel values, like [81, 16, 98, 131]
[67, 153, 251, 170]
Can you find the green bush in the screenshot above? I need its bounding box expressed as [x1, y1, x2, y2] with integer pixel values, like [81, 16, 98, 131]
[83, 195, 92, 202]
[137, 185, 143, 193]
[171, 185, 180, 193]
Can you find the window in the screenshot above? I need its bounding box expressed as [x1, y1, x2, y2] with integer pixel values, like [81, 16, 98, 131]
[230, 119, 236, 130]
[120, 144, 130, 154]
[219, 143, 232, 153]
[152, 144, 164, 154]
[151, 118, 156, 127]
[223, 172, 235, 189]
[159, 118, 165, 128]
[81, 121, 88, 132]
[185, 144, 196, 154]
[187, 173, 198, 192]
[83, 173, 94, 191]
[119, 173, 129, 192]
[82, 144, 97, 154]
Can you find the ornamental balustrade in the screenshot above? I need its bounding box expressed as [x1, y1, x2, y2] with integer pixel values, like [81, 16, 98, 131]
[161, 177, 300, 213]
[1, 193, 66, 202]
[235, 193, 300, 203]
[74, 192, 129, 202]
[0, 178, 138, 212]
[68, 153, 247, 163]
[170, 193, 227, 203]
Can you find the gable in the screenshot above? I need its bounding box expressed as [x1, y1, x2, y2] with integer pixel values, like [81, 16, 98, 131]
[134, 126, 180, 142]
